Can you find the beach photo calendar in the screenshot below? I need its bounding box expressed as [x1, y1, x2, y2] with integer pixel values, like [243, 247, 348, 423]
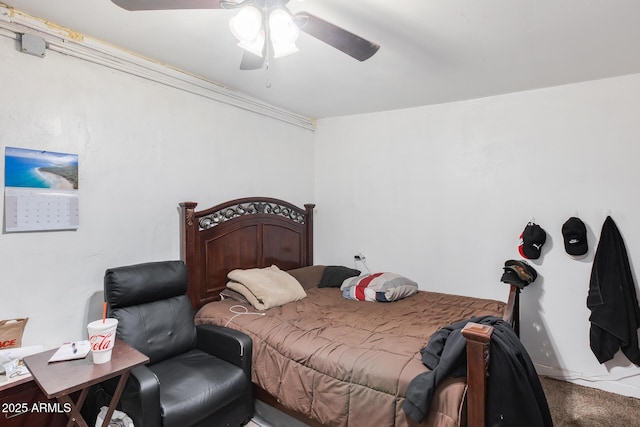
[4, 147, 79, 232]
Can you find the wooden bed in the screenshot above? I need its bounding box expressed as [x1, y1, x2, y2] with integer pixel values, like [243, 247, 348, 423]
[179, 197, 519, 427]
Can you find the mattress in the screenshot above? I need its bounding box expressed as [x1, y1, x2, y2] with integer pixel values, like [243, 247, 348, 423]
[195, 287, 506, 427]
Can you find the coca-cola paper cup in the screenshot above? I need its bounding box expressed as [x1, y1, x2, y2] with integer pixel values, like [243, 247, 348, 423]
[87, 318, 118, 364]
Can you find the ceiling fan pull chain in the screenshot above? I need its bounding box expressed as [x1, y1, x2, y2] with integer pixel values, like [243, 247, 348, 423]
[265, 60, 272, 88]
[263, 2, 272, 88]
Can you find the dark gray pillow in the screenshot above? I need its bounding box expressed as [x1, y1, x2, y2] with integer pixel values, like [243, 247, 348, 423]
[287, 265, 326, 289]
[318, 266, 361, 288]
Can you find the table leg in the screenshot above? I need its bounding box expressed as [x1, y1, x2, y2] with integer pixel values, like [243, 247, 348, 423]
[58, 392, 89, 427]
[75, 387, 90, 414]
[53, 370, 132, 427]
[100, 370, 131, 427]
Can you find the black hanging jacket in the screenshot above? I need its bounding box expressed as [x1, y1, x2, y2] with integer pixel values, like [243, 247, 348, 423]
[588, 216, 640, 366]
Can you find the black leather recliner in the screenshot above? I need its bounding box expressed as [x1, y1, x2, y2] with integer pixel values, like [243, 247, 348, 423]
[101, 260, 253, 427]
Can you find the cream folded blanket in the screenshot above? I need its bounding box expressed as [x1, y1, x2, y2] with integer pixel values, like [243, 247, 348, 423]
[227, 265, 307, 310]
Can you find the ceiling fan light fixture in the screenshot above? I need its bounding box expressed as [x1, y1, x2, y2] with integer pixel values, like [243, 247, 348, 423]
[269, 7, 299, 58]
[229, 5, 262, 42]
[269, 7, 299, 46]
[114, 0, 381, 70]
[236, 28, 265, 57]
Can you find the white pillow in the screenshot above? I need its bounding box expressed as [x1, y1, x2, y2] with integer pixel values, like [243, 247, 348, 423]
[341, 272, 418, 302]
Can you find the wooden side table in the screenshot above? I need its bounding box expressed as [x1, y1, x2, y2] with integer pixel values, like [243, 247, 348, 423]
[23, 338, 149, 427]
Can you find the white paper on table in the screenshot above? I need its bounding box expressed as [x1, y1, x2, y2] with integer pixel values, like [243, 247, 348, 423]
[48, 340, 91, 363]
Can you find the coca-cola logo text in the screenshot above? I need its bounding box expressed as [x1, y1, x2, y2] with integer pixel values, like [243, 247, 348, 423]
[89, 332, 113, 351]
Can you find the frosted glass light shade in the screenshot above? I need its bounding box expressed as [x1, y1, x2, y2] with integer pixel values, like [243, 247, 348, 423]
[269, 8, 299, 45]
[269, 8, 299, 58]
[229, 6, 263, 42]
[229, 4, 301, 59]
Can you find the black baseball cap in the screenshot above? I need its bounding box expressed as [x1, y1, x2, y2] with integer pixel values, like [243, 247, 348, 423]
[562, 217, 588, 258]
[518, 222, 547, 260]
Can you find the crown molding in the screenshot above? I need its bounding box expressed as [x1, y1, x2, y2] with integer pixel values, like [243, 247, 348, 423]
[0, 4, 316, 131]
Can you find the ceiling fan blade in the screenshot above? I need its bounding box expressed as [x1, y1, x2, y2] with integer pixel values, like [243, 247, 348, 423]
[111, 0, 229, 11]
[239, 51, 266, 70]
[294, 12, 380, 62]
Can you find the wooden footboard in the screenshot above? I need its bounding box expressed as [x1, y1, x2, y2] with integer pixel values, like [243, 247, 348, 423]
[462, 284, 520, 427]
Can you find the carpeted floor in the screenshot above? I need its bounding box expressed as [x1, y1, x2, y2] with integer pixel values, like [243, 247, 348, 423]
[540, 376, 640, 426]
[246, 377, 640, 426]
[246, 400, 308, 427]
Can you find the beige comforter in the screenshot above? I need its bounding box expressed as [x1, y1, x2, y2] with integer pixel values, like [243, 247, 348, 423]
[195, 287, 506, 427]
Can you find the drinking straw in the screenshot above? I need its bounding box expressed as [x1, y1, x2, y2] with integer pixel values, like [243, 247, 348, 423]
[102, 301, 107, 323]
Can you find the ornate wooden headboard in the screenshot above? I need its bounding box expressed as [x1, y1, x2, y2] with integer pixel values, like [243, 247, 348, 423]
[179, 197, 315, 310]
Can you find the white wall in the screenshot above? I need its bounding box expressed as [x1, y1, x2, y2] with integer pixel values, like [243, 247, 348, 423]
[3, 21, 640, 401]
[0, 35, 315, 349]
[314, 74, 640, 398]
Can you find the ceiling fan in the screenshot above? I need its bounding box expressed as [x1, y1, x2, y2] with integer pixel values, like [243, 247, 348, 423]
[110, 0, 380, 70]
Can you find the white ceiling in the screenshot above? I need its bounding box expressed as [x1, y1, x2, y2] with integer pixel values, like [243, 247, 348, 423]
[4, 0, 640, 119]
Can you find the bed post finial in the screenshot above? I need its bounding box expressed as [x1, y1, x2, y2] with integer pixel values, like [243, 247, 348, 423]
[462, 322, 493, 427]
[181, 202, 197, 226]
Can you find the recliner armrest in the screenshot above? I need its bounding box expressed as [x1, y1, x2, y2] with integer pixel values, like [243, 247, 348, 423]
[119, 365, 161, 427]
[196, 324, 252, 376]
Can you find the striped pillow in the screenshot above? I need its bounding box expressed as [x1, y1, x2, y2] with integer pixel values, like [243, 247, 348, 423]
[341, 272, 418, 302]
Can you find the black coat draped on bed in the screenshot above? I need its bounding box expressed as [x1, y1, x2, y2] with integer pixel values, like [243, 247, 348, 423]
[403, 316, 553, 427]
